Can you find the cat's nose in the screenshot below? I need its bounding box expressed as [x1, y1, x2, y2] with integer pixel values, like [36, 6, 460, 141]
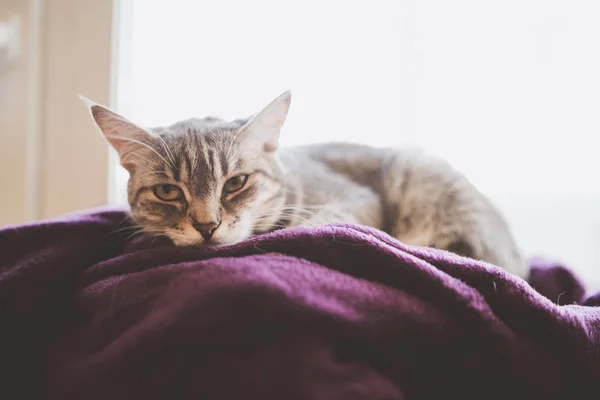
[193, 221, 220, 240]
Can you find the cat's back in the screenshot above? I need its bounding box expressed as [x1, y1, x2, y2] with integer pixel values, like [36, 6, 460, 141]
[281, 141, 457, 188]
[280, 141, 527, 277]
[281, 142, 397, 188]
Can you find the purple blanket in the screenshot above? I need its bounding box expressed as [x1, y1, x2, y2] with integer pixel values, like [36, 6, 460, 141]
[1, 208, 599, 399]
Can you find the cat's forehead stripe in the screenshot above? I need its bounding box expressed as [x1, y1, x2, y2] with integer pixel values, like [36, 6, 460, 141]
[220, 152, 229, 176]
[184, 132, 223, 198]
[161, 161, 177, 182]
[207, 148, 215, 176]
[187, 135, 198, 174]
[171, 161, 181, 182]
[179, 152, 192, 182]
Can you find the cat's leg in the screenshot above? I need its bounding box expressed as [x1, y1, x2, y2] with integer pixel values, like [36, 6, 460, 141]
[393, 204, 527, 277]
[415, 208, 527, 278]
[429, 232, 481, 260]
[431, 229, 527, 278]
[395, 213, 513, 269]
[392, 213, 483, 259]
[382, 152, 528, 277]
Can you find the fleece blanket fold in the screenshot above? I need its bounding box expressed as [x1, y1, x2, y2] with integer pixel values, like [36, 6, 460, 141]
[0, 208, 599, 400]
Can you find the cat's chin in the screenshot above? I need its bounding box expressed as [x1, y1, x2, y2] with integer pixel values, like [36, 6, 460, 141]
[166, 223, 253, 247]
[169, 235, 247, 247]
[170, 238, 217, 247]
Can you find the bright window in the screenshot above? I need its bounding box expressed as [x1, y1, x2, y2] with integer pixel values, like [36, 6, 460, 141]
[114, 0, 600, 288]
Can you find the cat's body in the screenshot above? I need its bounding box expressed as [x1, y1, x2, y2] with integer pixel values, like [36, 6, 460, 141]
[279, 142, 526, 277]
[83, 91, 527, 278]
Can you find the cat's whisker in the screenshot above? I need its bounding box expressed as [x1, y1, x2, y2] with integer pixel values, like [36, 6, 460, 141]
[227, 141, 243, 161]
[248, 202, 341, 215]
[266, 211, 319, 227]
[251, 224, 289, 232]
[106, 135, 173, 168]
[250, 218, 290, 228]
[247, 204, 341, 227]
[279, 187, 302, 196]
[120, 229, 148, 242]
[110, 225, 143, 235]
[278, 206, 333, 217]
[226, 129, 244, 160]
[278, 209, 321, 220]
[147, 128, 177, 168]
[280, 204, 345, 211]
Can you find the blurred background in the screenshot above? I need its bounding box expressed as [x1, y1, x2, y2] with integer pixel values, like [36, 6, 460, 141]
[1, 0, 599, 287]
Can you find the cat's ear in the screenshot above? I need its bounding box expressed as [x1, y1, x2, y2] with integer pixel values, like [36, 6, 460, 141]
[80, 96, 157, 172]
[238, 90, 291, 152]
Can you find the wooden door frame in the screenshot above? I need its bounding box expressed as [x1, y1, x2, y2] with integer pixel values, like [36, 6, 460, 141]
[39, 0, 119, 219]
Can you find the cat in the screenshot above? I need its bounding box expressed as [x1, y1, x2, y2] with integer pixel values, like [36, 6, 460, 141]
[82, 91, 528, 278]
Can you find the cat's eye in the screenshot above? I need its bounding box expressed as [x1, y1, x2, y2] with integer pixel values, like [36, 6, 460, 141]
[223, 174, 249, 193]
[153, 184, 184, 201]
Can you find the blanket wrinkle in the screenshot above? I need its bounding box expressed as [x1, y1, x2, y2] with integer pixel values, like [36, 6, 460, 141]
[0, 207, 598, 400]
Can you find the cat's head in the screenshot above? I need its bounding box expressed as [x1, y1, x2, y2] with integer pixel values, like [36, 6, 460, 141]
[83, 91, 291, 246]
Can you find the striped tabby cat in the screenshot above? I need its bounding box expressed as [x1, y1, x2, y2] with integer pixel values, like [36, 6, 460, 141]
[83, 92, 527, 278]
